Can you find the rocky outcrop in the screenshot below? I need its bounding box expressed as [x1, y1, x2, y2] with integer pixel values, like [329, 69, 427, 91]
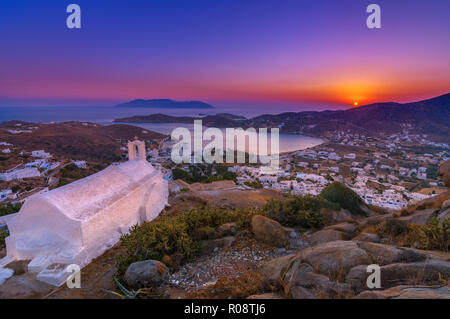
[324, 222, 357, 235]
[347, 259, 450, 291]
[356, 241, 425, 265]
[299, 241, 371, 277]
[251, 215, 289, 247]
[353, 232, 381, 243]
[438, 160, 450, 187]
[307, 229, 348, 245]
[398, 208, 438, 225]
[124, 260, 169, 289]
[281, 259, 352, 298]
[258, 239, 450, 299]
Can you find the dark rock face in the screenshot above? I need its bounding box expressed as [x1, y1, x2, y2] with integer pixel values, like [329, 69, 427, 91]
[438, 160, 450, 187]
[307, 229, 348, 245]
[347, 259, 450, 291]
[124, 260, 169, 289]
[251, 215, 289, 247]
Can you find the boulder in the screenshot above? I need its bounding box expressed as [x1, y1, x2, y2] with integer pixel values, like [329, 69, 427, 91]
[320, 208, 352, 224]
[201, 236, 236, 254]
[353, 232, 381, 243]
[259, 254, 297, 289]
[324, 222, 357, 235]
[438, 160, 450, 187]
[308, 229, 348, 245]
[124, 260, 169, 289]
[281, 259, 352, 298]
[216, 222, 237, 237]
[251, 215, 289, 247]
[357, 241, 425, 265]
[354, 285, 450, 299]
[442, 199, 450, 210]
[299, 241, 371, 277]
[437, 208, 450, 225]
[398, 208, 438, 225]
[347, 259, 450, 290]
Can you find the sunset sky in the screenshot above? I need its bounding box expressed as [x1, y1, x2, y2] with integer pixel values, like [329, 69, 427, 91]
[0, 0, 449, 110]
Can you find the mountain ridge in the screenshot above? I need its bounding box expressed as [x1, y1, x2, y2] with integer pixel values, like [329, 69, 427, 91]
[115, 99, 215, 109]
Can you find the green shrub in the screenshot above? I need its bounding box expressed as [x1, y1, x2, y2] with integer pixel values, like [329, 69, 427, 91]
[117, 218, 197, 278]
[320, 182, 365, 215]
[116, 207, 257, 280]
[262, 195, 336, 229]
[0, 230, 8, 249]
[0, 202, 22, 217]
[413, 217, 449, 252]
[377, 218, 409, 238]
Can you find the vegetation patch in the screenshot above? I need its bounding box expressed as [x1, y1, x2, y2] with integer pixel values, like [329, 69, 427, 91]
[172, 163, 236, 184]
[116, 207, 261, 280]
[320, 182, 366, 215]
[0, 229, 8, 249]
[0, 202, 22, 217]
[410, 217, 449, 252]
[262, 195, 338, 229]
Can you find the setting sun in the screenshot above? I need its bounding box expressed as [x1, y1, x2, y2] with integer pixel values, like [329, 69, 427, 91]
[353, 102, 359, 106]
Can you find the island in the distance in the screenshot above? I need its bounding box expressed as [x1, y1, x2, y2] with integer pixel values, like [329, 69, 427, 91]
[115, 99, 215, 109]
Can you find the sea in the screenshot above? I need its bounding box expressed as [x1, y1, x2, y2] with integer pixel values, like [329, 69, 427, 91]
[0, 106, 323, 153]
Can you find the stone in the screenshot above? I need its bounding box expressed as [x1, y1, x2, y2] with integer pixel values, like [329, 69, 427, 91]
[299, 241, 371, 277]
[354, 285, 450, 299]
[201, 236, 236, 254]
[308, 229, 348, 245]
[320, 208, 352, 224]
[124, 260, 169, 289]
[438, 160, 450, 187]
[347, 259, 450, 290]
[398, 209, 438, 225]
[357, 241, 425, 265]
[251, 215, 288, 247]
[324, 222, 357, 234]
[281, 259, 352, 298]
[259, 254, 297, 289]
[442, 199, 450, 210]
[437, 208, 450, 225]
[216, 223, 237, 237]
[353, 232, 381, 243]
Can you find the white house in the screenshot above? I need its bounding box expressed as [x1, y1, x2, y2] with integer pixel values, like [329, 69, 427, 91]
[0, 167, 41, 181]
[31, 150, 52, 158]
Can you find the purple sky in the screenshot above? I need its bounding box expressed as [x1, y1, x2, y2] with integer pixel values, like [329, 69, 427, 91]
[0, 0, 449, 110]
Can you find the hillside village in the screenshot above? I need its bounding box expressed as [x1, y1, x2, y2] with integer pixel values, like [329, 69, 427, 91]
[1, 120, 448, 221]
[0, 117, 448, 299]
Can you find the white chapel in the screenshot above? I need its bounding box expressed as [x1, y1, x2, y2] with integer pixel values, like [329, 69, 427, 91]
[0, 139, 168, 286]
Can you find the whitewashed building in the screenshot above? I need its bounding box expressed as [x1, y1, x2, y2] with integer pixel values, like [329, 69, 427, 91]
[0, 140, 168, 286]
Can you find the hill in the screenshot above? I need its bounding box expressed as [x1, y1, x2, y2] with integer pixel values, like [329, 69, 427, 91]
[243, 93, 450, 139]
[0, 121, 166, 162]
[115, 99, 215, 109]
